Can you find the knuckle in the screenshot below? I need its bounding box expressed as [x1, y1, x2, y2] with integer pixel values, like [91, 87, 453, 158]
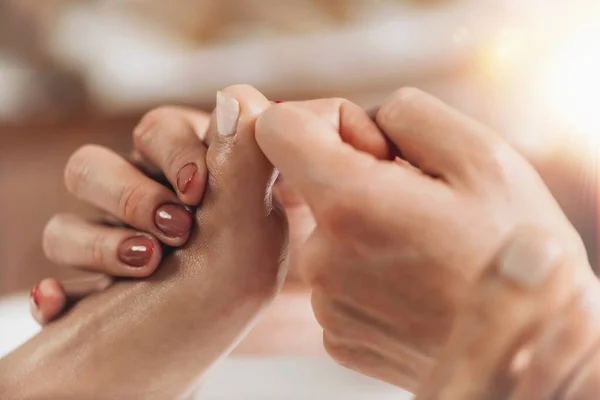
[378, 87, 426, 125]
[466, 141, 520, 190]
[117, 183, 147, 220]
[322, 334, 358, 369]
[133, 106, 179, 146]
[314, 302, 355, 342]
[483, 145, 521, 186]
[64, 144, 102, 196]
[89, 232, 106, 267]
[42, 215, 65, 261]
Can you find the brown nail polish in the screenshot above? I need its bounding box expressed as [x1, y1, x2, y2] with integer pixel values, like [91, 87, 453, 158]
[177, 163, 198, 194]
[118, 236, 154, 267]
[155, 204, 192, 238]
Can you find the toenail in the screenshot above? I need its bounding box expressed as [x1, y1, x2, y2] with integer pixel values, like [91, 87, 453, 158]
[216, 91, 240, 136]
[155, 204, 192, 238]
[118, 236, 154, 268]
[498, 234, 564, 287]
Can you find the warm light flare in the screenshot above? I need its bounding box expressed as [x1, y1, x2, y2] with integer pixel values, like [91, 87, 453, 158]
[536, 28, 600, 147]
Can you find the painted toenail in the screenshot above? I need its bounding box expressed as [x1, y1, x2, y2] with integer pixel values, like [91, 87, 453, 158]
[216, 91, 240, 136]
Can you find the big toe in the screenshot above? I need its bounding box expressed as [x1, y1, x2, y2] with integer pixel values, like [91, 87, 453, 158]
[195, 85, 288, 295]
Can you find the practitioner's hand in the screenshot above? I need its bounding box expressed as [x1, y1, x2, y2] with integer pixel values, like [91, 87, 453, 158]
[417, 228, 600, 400]
[255, 88, 592, 391]
[32, 106, 210, 324]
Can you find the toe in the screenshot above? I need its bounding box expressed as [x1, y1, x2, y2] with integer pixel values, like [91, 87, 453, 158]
[193, 84, 287, 297]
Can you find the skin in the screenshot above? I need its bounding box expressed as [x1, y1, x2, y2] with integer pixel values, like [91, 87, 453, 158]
[32, 96, 387, 322]
[0, 85, 288, 399]
[417, 228, 600, 399]
[26, 87, 598, 395]
[32, 106, 213, 324]
[254, 88, 593, 391]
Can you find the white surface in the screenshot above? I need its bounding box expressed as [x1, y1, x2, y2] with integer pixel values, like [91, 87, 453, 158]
[0, 295, 412, 399]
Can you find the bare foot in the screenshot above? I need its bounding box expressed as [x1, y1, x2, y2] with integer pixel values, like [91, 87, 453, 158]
[0, 85, 287, 399]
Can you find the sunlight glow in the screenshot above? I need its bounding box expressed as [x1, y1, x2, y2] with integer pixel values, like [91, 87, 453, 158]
[537, 28, 600, 148]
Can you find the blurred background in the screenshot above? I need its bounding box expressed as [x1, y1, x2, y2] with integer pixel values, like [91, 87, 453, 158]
[0, 0, 598, 294]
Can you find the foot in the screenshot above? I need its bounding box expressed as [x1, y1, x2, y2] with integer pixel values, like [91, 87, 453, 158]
[0, 85, 287, 399]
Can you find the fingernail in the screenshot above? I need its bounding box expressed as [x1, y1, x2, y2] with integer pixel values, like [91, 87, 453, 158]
[31, 284, 40, 307]
[498, 235, 564, 287]
[118, 236, 154, 267]
[216, 91, 240, 136]
[155, 204, 192, 238]
[177, 163, 198, 194]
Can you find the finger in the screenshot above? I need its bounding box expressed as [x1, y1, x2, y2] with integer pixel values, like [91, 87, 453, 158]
[302, 230, 453, 350]
[255, 103, 431, 229]
[43, 213, 162, 277]
[32, 276, 113, 326]
[30, 279, 67, 325]
[209, 84, 273, 202]
[311, 290, 433, 382]
[511, 281, 600, 400]
[132, 106, 210, 205]
[266, 98, 392, 216]
[323, 332, 421, 391]
[284, 98, 392, 160]
[375, 87, 510, 184]
[64, 145, 192, 246]
[417, 228, 580, 400]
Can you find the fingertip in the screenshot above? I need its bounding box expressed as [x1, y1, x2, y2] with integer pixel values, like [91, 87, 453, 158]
[220, 84, 271, 117]
[117, 234, 163, 277]
[176, 161, 208, 207]
[256, 103, 325, 155]
[339, 101, 391, 160]
[153, 203, 193, 246]
[32, 279, 67, 325]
